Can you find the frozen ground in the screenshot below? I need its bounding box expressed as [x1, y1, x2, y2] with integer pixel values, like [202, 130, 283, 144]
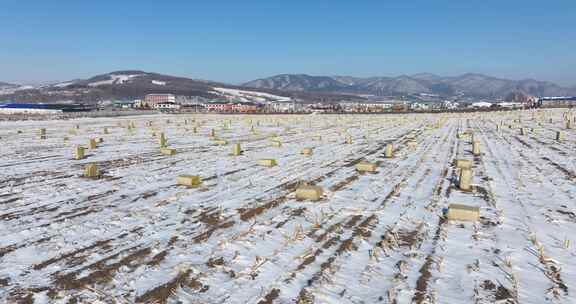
[0, 110, 574, 303]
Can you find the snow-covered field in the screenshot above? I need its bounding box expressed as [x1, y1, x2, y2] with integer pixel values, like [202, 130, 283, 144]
[0, 110, 574, 304]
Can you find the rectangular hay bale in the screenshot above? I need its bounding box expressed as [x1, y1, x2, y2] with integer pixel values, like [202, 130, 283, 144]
[231, 143, 242, 156]
[301, 148, 313, 156]
[355, 161, 377, 173]
[89, 139, 97, 149]
[385, 143, 394, 158]
[176, 175, 202, 187]
[84, 164, 99, 178]
[446, 204, 480, 222]
[472, 141, 481, 156]
[257, 159, 277, 167]
[556, 131, 564, 141]
[459, 168, 473, 191]
[74, 145, 85, 160]
[295, 185, 323, 201]
[160, 148, 177, 156]
[454, 159, 472, 170]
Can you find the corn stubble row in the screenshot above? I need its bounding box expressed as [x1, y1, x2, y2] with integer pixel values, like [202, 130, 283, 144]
[28, 110, 571, 208]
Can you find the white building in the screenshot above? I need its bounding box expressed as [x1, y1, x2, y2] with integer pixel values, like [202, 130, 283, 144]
[144, 94, 176, 108]
[0, 103, 91, 114]
[339, 101, 396, 112]
[267, 101, 303, 112]
[469, 102, 493, 108]
[153, 102, 181, 111]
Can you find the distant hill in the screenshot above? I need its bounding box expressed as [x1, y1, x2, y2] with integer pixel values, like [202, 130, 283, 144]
[0, 81, 31, 96]
[244, 74, 348, 93]
[0, 81, 17, 88]
[3, 71, 574, 104]
[0, 71, 362, 103]
[244, 73, 576, 98]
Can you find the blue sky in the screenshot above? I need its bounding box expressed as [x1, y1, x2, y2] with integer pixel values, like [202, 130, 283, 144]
[1, 0, 575, 85]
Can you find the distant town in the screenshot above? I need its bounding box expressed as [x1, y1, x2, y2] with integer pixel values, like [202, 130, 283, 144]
[2, 70, 575, 117]
[1, 92, 575, 116]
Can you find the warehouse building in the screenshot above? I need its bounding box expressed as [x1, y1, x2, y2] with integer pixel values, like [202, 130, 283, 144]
[538, 97, 576, 107]
[143, 94, 176, 108]
[0, 103, 93, 114]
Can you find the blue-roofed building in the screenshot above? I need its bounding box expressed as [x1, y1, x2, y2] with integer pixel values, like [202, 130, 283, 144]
[538, 97, 576, 108]
[0, 103, 94, 114]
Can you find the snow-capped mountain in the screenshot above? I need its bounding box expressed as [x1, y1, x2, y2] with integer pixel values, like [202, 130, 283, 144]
[244, 73, 576, 98]
[0, 70, 362, 103]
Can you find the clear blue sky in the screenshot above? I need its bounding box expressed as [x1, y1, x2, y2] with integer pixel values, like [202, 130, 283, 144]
[1, 0, 575, 86]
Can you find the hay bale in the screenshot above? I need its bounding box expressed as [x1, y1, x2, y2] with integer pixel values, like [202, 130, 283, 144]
[295, 185, 323, 201]
[257, 159, 277, 167]
[231, 143, 242, 156]
[446, 204, 480, 222]
[89, 139, 97, 149]
[159, 133, 167, 148]
[556, 131, 564, 141]
[176, 175, 202, 187]
[472, 141, 481, 156]
[454, 159, 472, 170]
[459, 168, 473, 191]
[74, 145, 85, 160]
[84, 164, 99, 178]
[520, 128, 527, 135]
[161, 148, 177, 156]
[301, 148, 313, 156]
[355, 161, 377, 173]
[385, 143, 394, 158]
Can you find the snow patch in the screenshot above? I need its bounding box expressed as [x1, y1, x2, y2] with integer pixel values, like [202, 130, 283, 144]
[212, 87, 291, 103]
[151, 80, 166, 86]
[53, 81, 76, 88]
[0, 85, 34, 95]
[88, 74, 143, 87]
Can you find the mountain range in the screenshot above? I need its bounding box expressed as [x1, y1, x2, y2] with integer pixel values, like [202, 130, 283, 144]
[1, 71, 575, 104]
[0, 71, 357, 104]
[243, 73, 576, 98]
[0, 81, 18, 89]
